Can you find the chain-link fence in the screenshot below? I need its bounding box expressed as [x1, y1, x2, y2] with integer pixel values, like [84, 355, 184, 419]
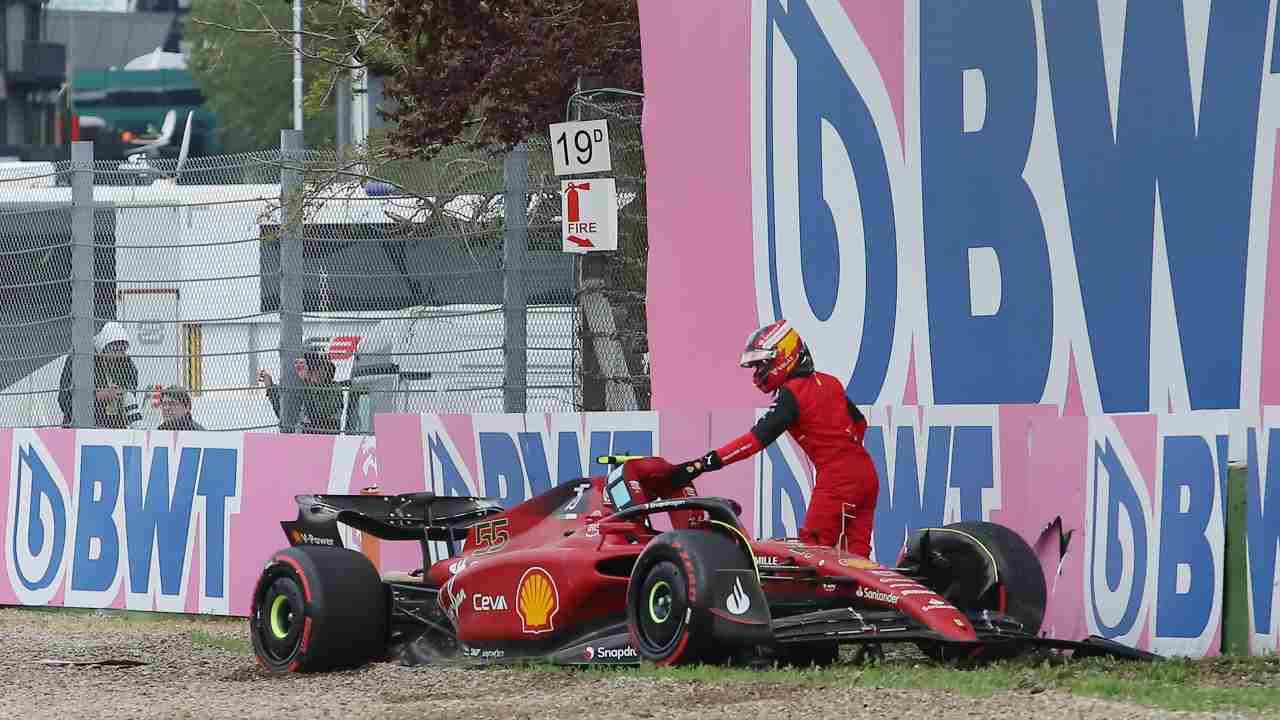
[0, 102, 651, 433]
[561, 90, 650, 411]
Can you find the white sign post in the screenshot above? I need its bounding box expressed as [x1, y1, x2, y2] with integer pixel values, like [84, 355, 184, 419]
[561, 178, 617, 253]
[549, 120, 612, 175]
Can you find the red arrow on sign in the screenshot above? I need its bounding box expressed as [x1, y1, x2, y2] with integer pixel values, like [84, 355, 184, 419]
[567, 235, 595, 248]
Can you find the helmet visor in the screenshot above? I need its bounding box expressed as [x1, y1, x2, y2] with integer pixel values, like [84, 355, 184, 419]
[739, 348, 775, 367]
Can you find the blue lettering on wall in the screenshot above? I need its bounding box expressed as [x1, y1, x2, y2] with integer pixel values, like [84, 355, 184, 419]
[1155, 435, 1220, 638]
[122, 446, 199, 597]
[557, 432, 585, 485]
[764, 442, 808, 541]
[765, 0, 898, 400]
[1042, 1, 1267, 411]
[6, 440, 239, 606]
[920, 0, 1051, 403]
[479, 432, 527, 507]
[1088, 438, 1149, 638]
[517, 433, 554, 496]
[867, 425, 950, 565]
[950, 426, 996, 521]
[1246, 428, 1280, 636]
[195, 448, 237, 600]
[71, 445, 121, 593]
[1272, 5, 1280, 73]
[428, 433, 473, 498]
[587, 431, 653, 479]
[475, 429, 655, 508]
[10, 445, 66, 592]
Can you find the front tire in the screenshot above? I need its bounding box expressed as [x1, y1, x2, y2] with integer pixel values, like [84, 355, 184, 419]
[902, 521, 1047, 662]
[626, 530, 761, 666]
[250, 546, 388, 673]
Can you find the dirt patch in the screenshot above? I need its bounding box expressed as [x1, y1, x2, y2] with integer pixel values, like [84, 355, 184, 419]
[0, 608, 1267, 720]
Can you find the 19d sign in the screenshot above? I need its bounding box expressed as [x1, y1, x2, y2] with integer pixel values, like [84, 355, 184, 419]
[549, 119, 612, 176]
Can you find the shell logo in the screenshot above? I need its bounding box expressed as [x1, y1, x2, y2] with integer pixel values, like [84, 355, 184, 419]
[516, 567, 560, 634]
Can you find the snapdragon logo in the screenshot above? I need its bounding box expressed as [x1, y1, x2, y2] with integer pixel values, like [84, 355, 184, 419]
[585, 645, 638, 661]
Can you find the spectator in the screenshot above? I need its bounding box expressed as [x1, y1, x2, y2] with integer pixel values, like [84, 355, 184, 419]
[258, 352, 343, 434]
[157, 385, 205, 431]
[58, 321, 141, 428]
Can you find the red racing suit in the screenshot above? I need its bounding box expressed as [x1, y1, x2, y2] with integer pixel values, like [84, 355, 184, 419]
[711, 371, 879, 556]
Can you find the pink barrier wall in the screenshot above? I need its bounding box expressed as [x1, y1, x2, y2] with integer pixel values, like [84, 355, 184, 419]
[633, 0, 1280, 656]
[2, 408, 1277, 657]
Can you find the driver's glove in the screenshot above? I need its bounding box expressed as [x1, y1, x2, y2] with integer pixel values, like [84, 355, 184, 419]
[673, 450, 723, 488]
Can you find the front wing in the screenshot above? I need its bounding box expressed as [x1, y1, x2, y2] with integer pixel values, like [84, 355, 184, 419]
[770, 607, 1161, 661]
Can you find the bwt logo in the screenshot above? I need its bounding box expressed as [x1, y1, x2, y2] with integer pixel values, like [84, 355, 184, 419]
[7, 435, 71, 604]
[5, 430, 242, 613]
[752, 0, 1271, 414]
[1084, 417, 1227, 657]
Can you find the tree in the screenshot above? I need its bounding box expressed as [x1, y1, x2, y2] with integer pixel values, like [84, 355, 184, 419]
[186, 0, 338, 153]
[376, 0, 643, 155]
[187, 0, 642, 158]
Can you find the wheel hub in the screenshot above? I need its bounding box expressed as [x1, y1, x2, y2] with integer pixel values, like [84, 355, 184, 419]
[648, 581, 672, 624]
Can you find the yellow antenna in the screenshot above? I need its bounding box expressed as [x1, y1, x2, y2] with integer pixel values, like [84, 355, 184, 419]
[596, 455, 646, 466]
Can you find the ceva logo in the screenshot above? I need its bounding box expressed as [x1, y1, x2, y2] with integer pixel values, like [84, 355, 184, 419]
[5, 430, 242, 613]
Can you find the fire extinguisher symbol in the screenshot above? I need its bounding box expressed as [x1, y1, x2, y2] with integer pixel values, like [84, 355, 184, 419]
[564, 182, 591, 223]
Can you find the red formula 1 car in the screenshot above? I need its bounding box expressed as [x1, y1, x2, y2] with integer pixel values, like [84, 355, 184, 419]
[249, 456, 1154, 672]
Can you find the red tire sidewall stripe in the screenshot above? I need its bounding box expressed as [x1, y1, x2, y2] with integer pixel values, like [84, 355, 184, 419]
[300, 616, 313, 655]
[275, 554, 312, 603]
[656, 630, 691, 667]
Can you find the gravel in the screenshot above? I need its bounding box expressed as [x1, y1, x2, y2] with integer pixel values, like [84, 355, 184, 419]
[0, 608, 1257, 720]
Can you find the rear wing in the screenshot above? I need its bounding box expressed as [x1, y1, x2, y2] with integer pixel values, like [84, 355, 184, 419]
[282, 491, 503, 550]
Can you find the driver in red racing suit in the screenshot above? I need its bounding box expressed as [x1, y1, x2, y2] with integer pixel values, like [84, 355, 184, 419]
[664, 319, 880, 557]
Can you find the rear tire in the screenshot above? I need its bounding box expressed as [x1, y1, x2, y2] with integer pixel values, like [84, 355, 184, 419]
[626, 530, 757, 666]
[250, 546, 388, 673]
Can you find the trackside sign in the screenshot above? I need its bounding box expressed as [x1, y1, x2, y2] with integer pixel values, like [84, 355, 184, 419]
[561, 179, 618, 253]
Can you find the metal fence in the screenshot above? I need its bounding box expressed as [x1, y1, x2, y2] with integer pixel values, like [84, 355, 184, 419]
[565, 90, 650, 412]
[0, 107, 650, 433]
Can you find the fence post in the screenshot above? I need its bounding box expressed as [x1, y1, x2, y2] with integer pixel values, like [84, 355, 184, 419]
[1222, 461, 1250, 655]
[503, 143, 529, 414]
[579, 257, 638, 411]
[279, 130, 305, 432]
[70, 141, 94, 428]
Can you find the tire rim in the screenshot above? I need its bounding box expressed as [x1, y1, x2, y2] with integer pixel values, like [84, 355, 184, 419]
[269, 594, 294, 640]
[648, 581, 672, 624]
[256, 575, 305, 662]
[636, 563, 686, 654]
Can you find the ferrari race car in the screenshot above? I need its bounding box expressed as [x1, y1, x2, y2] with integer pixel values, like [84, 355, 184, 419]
[249, 456, 1155, 672]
